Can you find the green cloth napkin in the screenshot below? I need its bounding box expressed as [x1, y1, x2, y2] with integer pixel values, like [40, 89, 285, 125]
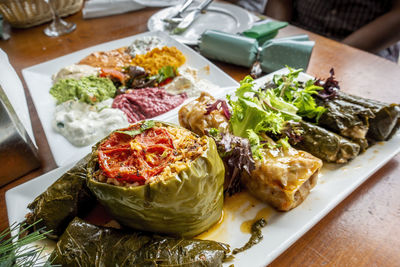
[199, 30, 259, 68]
[243, 21, 288, 45]
[259, 34, 315, 73]
[198, 30, 314, 74]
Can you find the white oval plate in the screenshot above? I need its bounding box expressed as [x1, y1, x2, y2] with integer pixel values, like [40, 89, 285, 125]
[148, 2, 255, 45]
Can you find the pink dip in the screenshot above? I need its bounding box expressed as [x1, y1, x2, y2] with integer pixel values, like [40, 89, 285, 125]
[112, 87, 187, 123]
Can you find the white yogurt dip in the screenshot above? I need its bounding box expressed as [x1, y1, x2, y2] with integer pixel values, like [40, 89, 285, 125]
[128, 36, 164, 57]
[165, 67, 218, 97]
[53, 99, 129, 147]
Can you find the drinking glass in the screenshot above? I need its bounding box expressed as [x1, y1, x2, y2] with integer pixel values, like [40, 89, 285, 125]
[43, 0, 76, 37]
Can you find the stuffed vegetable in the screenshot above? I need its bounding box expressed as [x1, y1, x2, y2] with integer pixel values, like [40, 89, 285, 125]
[50, 217, 230, 267]
[315, 98, 373, 144]
[179, 92, 255, 196]
[242, 137, 322, 211]
[289, 121, 361, 164]
[335, 92, 400, 141]
[25, 155, 96, 239]
[314, 68, 400, 142]
[179, 91, 230, 135]
[178, 89, 323, 211]
[86, 120, 225, 237]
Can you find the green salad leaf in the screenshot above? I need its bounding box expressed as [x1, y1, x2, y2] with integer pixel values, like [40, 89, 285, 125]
[229, 76, 293, 139]
[228, 76, 296, 158]
[228, 67, 327, 159]
[116, 120, 155, 137]
[271, 67, 326, 121]
[246, 129, 264, 159]
[153, 65, 178, 84]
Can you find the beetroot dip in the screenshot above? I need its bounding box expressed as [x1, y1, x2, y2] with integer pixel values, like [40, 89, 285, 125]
[112, 87, 187, 123]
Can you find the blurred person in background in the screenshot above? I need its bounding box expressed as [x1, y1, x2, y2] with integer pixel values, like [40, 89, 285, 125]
[226, 0, 268, 13]
[264, 0, 400, 62]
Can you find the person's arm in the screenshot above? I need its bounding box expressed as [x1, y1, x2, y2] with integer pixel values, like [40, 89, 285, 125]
[342, 0, 400, 53]
[264, 0, 293, 21]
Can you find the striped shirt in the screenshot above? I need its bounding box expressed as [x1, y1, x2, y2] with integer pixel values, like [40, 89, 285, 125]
[237, 0, 268, 13]
[291, 0, 399, 61]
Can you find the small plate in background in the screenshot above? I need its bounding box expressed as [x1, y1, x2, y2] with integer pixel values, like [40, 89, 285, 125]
[148, 2, 255, 45]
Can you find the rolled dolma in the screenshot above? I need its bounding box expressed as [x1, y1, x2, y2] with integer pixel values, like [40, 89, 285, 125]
[49, 217, 230, 267]
[86, 121, 224, 238]
[242, 138, 322, 211]
[25, 155, 96, 240]
[336, 92, 400, 141]
[315, 97, 374, 142]
[290, 121, 360, 164]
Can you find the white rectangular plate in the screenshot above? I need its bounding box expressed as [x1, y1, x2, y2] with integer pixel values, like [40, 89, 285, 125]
[22, 31, 238, 167]
[8, 70, 400, 266]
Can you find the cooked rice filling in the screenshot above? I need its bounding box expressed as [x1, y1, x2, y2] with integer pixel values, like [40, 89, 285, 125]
[94, 123, 206, 187]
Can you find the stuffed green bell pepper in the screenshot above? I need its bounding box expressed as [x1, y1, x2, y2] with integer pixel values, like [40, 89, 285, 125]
[86, 120, 225, 238]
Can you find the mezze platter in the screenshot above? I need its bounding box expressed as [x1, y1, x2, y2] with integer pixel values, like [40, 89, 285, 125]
[7, 69, 400, 266]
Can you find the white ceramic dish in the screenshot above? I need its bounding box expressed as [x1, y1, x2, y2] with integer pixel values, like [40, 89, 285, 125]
[147, 2, 255, 45]
[22, 31, 238, 167]
[7, 70, 400, 266]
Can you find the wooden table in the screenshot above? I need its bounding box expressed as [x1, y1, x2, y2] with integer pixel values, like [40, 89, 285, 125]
[1, 7, 400, 267]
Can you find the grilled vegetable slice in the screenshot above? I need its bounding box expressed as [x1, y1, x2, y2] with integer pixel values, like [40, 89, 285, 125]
[86, 121, 224, 237]
[49, 217, 230, 267]
[25, 155, 96, 239]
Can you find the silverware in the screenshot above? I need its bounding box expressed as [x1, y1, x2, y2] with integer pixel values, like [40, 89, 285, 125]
[171, 0, 214, 34]
[163, 0, 195, 24]
[0, 84, 40, 187]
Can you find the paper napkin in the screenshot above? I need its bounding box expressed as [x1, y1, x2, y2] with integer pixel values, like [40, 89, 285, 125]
[0, 49, 36, 146]
[82, 0, 145, 19]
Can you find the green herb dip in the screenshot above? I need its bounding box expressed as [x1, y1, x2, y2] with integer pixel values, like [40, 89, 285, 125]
[50, 76, 116, 105]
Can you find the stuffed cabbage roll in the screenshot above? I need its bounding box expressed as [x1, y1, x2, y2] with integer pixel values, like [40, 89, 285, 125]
[179, 92, 230, 136]
[25, 155, 96, 239]
[290, 121, 361, 164]
[50, 217, 230, 267]
[242, 137, 322, 211]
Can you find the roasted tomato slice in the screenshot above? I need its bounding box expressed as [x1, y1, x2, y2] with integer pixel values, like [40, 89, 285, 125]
[98, 124, 174, 184]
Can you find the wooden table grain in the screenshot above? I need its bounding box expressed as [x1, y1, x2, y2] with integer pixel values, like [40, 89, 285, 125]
[1, 7, 399, 267]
